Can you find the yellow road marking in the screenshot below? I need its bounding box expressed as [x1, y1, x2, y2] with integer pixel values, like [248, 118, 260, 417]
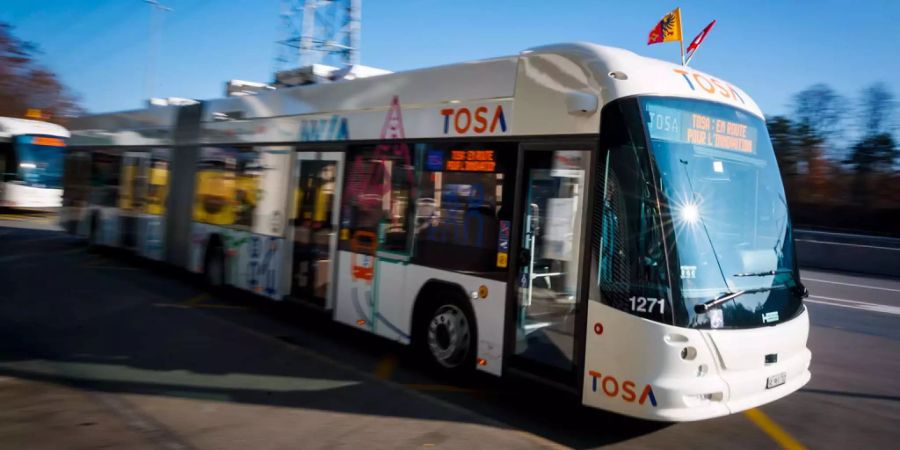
[185, 293, 211, 307]
[153, 303, 192, 309]
[510, 430, 571, 450]
[374, 354, 398, 380]
[744, 408, 806, 450]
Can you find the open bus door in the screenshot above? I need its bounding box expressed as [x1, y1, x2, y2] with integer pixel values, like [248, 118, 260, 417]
[507, 143, 594, 386]
[290, 150, 344, 309]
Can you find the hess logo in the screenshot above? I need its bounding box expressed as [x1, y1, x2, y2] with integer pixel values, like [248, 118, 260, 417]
[588, 370, 658, 407]
[440, 105, 508, 135]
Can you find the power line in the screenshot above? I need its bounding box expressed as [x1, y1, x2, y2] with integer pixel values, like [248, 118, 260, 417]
[144, 0, 172, 101]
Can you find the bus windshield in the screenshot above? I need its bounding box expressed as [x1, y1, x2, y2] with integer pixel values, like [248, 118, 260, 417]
[641, 97, 802, 329]
[16, 135, 66, 189]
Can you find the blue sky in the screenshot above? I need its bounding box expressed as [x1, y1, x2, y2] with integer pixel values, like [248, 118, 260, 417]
[3, 0, 899, 118]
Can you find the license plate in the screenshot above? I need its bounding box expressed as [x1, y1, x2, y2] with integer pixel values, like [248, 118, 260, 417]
[766, 372, 786, 389]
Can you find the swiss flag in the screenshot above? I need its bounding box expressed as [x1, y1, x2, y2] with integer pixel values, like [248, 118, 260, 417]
[686, 20, 716, 60]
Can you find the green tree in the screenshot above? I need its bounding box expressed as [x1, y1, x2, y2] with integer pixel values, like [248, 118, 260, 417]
[0, 22, 82, 123]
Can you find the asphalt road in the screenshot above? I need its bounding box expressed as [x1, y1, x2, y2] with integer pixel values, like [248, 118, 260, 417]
[0, 214, 898, 449]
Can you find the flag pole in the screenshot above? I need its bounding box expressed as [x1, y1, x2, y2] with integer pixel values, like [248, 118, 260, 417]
[677, 7, 685, 66]
[685, 45, 698, 66]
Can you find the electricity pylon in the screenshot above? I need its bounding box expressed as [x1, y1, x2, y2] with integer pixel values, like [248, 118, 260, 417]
[274, 0, 361, 71]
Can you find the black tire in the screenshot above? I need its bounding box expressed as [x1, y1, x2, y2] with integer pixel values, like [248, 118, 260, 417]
[203, 241, 226, 288]
[415, 290, 477, 373]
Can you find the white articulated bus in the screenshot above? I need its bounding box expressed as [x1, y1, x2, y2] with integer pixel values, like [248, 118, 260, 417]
[63, 43, 811, 421]
[0, 117, 69, 209]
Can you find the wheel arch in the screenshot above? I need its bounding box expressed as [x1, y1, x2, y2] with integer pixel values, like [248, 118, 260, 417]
[410, 279, 478, 347]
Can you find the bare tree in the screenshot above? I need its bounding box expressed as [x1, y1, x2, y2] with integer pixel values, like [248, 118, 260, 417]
[0, 22, 82, 123]
[858, 82, 896, 137]
[767, 116, 800, 175]
[792, 83, 844, 141]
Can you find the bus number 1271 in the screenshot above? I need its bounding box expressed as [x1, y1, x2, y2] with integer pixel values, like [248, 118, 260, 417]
[629, 296, 665, 315]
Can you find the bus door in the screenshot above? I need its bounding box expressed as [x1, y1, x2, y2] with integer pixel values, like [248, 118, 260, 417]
[510, 146, 592, 376]
[290, 151, 343, 309]
[61, 151, 91, 235]
[333, 143, 416, 343]
[119, 152, 150, 250]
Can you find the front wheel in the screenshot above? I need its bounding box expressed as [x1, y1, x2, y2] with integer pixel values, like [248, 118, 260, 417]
[419, 295, 476, 372]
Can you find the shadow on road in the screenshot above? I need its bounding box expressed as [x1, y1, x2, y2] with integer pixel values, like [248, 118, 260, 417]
[0, 225, 673, 448]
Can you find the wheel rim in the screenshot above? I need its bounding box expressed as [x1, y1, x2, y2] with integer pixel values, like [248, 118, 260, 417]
[427, 304, 471, 368]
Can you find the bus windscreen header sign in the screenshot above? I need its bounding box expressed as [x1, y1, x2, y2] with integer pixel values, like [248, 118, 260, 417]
[645, 103, 757, 154]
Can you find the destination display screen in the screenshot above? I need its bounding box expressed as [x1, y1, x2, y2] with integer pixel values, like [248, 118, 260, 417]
[444, 150, 496, 172]
[28, 136, 66, 147]
[645, 104, 758, 154]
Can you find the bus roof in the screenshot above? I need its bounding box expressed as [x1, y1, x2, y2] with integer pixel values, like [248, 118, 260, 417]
[524, 43, 763, 118]
[68, 42, 763, 145]
[0, 117, 70, 140]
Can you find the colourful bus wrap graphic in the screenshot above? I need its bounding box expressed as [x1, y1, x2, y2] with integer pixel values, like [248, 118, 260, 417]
[300, 115, 349, 141]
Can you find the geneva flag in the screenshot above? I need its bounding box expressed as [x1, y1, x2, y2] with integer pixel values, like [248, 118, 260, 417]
[648, 8, 683, 45]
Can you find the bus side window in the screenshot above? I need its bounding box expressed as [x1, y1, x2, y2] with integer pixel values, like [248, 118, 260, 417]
[90, 152, 121, 208]
[234, 149, 260, 228]
[412, 143, 515, 273]
[119, 159, 136, 211]
[193, 147, 259, 228]
[147, 148, 170, 216]
[340, 143, 415, 254]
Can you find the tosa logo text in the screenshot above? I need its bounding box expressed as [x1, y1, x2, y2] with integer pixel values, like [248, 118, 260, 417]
[440, 105, 507, 135]
[673, 69, 746, 105]
[588, 370, 657, 407]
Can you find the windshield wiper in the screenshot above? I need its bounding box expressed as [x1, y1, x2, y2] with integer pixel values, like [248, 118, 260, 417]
[694, 287, 775, 314]
[733, 268, 794, 277]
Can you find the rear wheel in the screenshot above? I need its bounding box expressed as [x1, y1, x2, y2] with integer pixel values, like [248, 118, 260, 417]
[417, 292, 476, 372]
